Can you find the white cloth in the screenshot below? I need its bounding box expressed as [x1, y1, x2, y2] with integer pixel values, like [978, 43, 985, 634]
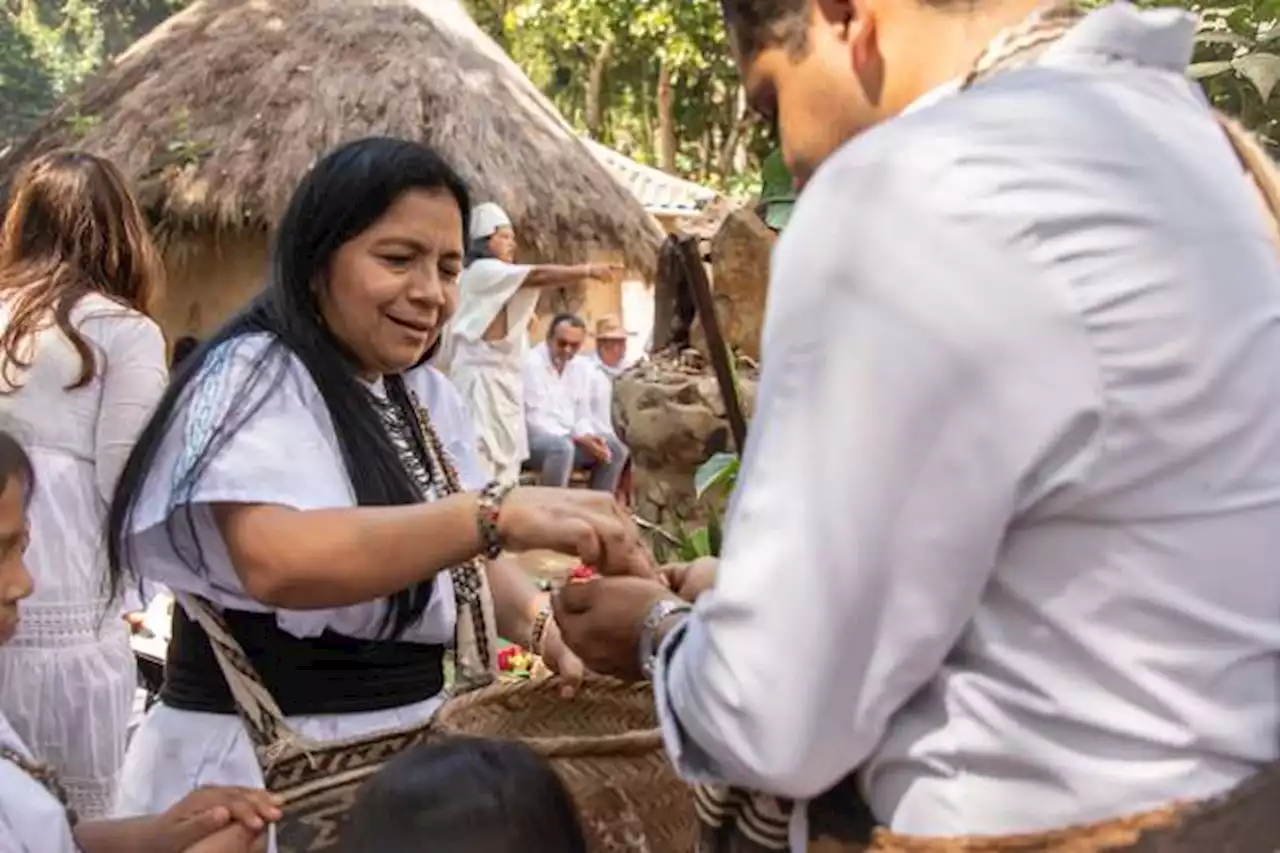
[586, 355, 622, 436]
[116, 334, 486, 853]
[655, 2, 1280, 841]
[0, 713, 78, 853]
[448, 258, 540, 482]
[470, 202, 512, 240]
[0, 292, 167, 819]
[522, 343, 600, 438]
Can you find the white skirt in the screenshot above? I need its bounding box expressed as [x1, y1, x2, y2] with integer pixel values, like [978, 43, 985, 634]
[117, 695, 445, 853]
[0, 601, 136, 821]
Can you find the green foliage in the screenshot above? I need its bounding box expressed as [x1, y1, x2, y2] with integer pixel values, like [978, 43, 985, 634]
[466, 0, 770, 195]
[1184, 0, 1280, 144]
[1, 0, 182, 147]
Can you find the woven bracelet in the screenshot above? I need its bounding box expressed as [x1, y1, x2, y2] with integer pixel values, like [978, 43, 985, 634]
[476, 479, 515, 560]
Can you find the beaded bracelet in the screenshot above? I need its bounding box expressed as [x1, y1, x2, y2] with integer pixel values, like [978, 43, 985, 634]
[476, 479, 515, 560]
[529, 604, 553, 657]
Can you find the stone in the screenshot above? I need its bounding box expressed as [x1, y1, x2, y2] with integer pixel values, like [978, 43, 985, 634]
[691, 207, 776, 361]
[614, 353, 758, 542]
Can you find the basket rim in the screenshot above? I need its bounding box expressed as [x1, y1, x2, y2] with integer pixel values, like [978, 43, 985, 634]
[434, 676, 665, 757]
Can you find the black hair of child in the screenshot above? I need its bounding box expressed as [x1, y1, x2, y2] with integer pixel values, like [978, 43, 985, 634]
[338, 737, 590, 853]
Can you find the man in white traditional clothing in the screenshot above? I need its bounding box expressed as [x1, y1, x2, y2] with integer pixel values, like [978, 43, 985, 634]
[553, 0, 1280, 850]
[522, 314, 628, 493]
[442, 203, 621, 483]
[584, 316, 631, 442]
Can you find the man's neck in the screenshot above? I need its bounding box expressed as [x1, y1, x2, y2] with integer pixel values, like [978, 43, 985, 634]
[884, 0, 1045, 115]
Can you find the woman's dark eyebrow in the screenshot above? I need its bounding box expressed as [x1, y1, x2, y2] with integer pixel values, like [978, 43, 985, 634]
[371, 236, 427, 252]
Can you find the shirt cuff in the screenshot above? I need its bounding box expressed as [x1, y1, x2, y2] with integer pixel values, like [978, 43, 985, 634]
[652, 614, 724, 786]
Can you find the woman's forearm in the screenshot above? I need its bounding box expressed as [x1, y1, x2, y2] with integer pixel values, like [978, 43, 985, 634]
[214, 494, 485, 609]
[486, 555, 547, 646]
[523, 264, 589, 289]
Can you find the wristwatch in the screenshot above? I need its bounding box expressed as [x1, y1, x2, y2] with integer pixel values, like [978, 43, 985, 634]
[638, 598, 693, 679]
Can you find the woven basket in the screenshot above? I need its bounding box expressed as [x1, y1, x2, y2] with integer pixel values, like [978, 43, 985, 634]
[434, 676, 697, 853]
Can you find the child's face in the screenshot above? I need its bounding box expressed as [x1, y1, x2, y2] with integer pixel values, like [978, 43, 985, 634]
[0, 475, 33, 646]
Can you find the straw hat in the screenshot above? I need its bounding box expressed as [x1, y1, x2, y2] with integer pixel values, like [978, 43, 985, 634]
[594, 316, 628, 341]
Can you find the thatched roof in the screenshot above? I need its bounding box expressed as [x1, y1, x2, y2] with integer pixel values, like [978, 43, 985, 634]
[0, 0, 662, 272]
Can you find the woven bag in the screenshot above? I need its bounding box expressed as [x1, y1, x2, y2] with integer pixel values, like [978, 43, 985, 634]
[434, 675, 699, 853]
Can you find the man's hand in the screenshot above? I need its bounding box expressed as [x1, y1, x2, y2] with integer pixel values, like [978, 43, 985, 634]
[573, 434, 611, 463]
[552, 577, 679, 681]
[661, 557, 718, 602]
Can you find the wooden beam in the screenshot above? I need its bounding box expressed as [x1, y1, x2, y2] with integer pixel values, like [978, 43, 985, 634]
[677, 234, 748, 451]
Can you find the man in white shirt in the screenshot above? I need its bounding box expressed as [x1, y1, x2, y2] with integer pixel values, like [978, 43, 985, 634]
[584, 316, 631, 437]
[523, 314, 628, 493]
[553, 0, 1280, 848]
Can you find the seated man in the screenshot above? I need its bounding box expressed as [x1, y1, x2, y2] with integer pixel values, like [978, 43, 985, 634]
[522, 313, 628, 492]
[586, 316, 631, 435]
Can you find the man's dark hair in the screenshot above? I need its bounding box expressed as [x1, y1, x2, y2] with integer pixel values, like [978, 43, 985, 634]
[721, 0, 811, 61]
[547, 313, 586, 340]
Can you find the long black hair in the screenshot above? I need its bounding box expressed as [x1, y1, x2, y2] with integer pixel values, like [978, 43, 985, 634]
[106, 137, 472, 638]
[338, 738, 589, 853]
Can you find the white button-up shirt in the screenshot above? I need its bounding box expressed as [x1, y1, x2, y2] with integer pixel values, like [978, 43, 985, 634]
[656, 2, 1280, 841]
[522, 343, 600, 438]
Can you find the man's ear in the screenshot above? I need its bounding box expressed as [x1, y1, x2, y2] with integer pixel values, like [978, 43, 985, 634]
[814, 0, 858, 40]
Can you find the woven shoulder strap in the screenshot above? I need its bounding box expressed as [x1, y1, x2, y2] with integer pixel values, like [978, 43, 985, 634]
[179, 595, 292, 751]
[179, 381, 498, 756]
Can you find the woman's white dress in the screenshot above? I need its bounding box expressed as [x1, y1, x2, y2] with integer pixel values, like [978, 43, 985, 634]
[447, 258, 539, 483]
[116, 334, 486, 853]
[0, 293, 168, 819]
[0, 712, 79, 853]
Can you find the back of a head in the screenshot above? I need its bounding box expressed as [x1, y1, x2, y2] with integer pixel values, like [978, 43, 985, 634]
[0, 150, 162, 315]
[339, 738, 588, 853]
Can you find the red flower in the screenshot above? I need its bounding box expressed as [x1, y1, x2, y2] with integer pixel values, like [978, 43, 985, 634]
[571, 564, 598, 581]
[498, 646, 523, 671]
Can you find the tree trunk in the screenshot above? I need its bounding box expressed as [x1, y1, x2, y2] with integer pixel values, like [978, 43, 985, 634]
[657, 61, 678, 174]
[716, 86, 754, 179]
[585, 37, 614, 139]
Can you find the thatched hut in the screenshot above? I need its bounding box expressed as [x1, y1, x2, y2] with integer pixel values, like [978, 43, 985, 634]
[0, 0, 663, 339]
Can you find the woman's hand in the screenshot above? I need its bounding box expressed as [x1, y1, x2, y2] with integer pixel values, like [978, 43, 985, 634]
[662, 557, 718, 602]
[585, 263, 624, 280]
[498, 487, 657, 580]
[539, 619, 586, 698]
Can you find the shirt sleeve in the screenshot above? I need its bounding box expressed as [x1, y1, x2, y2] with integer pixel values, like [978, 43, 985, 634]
[653, 145, 1103, 799]
[86, 313, 169, 504]
[129, 335, 354, 536]
[571, 362, 603, 437]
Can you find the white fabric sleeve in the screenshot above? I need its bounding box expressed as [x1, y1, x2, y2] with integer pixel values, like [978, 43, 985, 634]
[588, 368, 616, 437]
[86, 313, 168, 504]
[653, 146, 1103, 799]
[130, 335, 354, 536]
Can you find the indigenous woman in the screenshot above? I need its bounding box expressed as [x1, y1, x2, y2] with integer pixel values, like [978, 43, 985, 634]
[0, 429, 281, 853]
[443, 203, 620, 483]
[0, 152, 169, 818]
[107, 138, 649, 841]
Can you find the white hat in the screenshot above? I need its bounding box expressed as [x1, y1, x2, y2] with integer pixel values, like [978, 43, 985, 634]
[470, 202, 512, 240]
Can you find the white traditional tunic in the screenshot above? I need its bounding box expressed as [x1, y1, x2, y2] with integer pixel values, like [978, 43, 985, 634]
[0, 713, 78, 853]
[0, 292, 168, 819]
[116, 334, 485, 852]
[447, 259, 541, 483]
[655, 3, 1280, 844]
